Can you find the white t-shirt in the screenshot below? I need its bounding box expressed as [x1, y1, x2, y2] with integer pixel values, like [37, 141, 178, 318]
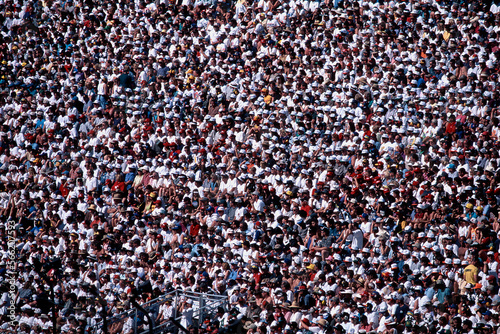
[350, 229, 364, 250]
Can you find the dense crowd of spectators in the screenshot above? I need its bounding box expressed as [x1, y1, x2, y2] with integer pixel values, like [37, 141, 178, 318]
[2, 0, 500, 333]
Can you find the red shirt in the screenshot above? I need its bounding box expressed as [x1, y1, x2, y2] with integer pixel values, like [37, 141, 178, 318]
[111, 181, 125, 192]
[301, 204, 312, 216]
[445, 121, 456, 134]
[253, 272, 262, 285]
[190, 224, 200, 236]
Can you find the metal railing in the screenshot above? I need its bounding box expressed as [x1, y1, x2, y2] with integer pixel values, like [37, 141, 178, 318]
[91, 290, 228, 334]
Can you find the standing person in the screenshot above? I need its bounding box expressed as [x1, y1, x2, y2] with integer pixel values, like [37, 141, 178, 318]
[179, 299, 194, 330]
[97, 77, 108, 109]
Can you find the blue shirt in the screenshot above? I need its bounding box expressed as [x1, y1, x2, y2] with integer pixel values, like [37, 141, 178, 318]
[35, 118, 45, 130]
[425, 287, 435, 300]
[125, 172, 136, 190]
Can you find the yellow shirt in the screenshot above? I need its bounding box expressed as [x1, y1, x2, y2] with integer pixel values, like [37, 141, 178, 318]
[463, 264, 478, 284]
[443, 30, 451, 42]
[264, 94, 273, 104]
